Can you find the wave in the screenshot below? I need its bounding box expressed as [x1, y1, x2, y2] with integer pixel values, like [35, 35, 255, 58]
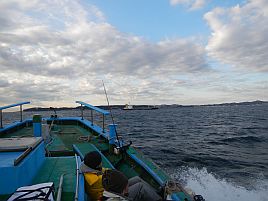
[221, 136, 263, 143]
[171, 167, 268, 201]
[243, 126, 268, 130]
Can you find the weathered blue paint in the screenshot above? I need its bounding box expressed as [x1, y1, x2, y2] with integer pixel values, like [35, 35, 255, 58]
[0, 141, 45, 194]
[0, 152, 22, 167]
[76, 101, 110, 115]
[0, 101, 30, 110]
[108, 124, 117, 144]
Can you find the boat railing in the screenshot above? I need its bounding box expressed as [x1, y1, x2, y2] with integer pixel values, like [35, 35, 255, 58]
[76, 101, 110, 133]
[0, 101, 30, 128]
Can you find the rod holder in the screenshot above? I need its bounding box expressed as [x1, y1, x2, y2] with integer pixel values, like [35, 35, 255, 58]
[33, 114, 42, 137]
[108, 124, 117, 144]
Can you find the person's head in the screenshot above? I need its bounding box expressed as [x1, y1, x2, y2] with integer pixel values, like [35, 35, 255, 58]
[84, 151, 102, 171]
[102, 170, 129, 195]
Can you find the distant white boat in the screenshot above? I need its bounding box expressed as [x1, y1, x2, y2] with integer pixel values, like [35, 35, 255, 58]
[123, 103, 133, 110]
[151, 105, 159, 110]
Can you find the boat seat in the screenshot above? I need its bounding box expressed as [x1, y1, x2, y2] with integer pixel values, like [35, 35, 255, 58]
[0, 138, 45, 195]
[73, 143, 114, 169]
[0, 137, 42, 152]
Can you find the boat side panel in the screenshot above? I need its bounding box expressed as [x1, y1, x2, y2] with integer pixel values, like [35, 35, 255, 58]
[0, 142, 45, 194]
[0, 120, 32, 136]
[0, 152, 22, 167]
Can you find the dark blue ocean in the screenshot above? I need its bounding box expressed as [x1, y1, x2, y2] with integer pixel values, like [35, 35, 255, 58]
[2, 104, 268, 201]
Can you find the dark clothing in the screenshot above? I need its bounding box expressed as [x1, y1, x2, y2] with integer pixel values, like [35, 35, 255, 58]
[128, 176, 162, 201]
[102, 170, 128, 194]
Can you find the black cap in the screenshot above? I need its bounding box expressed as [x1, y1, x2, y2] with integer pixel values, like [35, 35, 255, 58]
[102, 170, 128, 194]
[84, 151, 102, 170]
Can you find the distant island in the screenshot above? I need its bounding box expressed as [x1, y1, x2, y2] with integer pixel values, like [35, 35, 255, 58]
[23, 100, 268, 111]
[200, 100, 268, 107]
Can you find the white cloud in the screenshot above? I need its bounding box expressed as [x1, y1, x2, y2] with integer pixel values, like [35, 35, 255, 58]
[0, 0, 266, 107]
[170, 0, 206, 10]
[191, 0, 206, 10]
[205, 0, 268, 72]
[0, 0, 211, 106]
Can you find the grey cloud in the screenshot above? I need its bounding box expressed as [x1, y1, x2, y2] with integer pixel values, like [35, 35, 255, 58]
[86, 38, 209, 78]
[0, 73, 79, 107]
[209, 82, 268, 102]
[0, 79, 9, 87]
[0, 45, 77, 78]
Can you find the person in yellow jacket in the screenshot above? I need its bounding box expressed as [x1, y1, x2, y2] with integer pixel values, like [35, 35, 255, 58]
[80, 151, 162, 201]
[80, 151, 107, 201]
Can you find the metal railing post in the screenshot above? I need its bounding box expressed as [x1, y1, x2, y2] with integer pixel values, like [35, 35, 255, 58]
[75, 101, 110, 133]
[80, 104, 84, 120]
[0, 102, 30, 129]
[20, 105, 23, 122]
[102, 114, 105, 133]
[91, 110, 93, 126]
[0, 110, 2, 128]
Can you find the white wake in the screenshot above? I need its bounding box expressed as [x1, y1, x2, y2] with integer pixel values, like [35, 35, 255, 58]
[171, 167, 268, 201]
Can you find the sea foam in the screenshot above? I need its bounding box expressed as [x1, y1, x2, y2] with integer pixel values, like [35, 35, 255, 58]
[171, 167, 268, 201]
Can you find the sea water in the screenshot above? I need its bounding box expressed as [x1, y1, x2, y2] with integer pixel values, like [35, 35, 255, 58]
[2, 104, 268, 201]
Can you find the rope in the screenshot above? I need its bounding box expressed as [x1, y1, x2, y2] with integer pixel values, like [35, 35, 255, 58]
[77, 135, 91, 142]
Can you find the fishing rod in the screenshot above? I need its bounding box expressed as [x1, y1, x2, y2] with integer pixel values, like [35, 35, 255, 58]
[102, 80, 122, 150]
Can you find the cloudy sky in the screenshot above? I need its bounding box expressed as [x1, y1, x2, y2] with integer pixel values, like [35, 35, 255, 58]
[0, 0, 267, 108]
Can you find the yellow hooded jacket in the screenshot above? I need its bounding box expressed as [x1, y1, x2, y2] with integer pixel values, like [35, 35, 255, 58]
[84, 171, 104, 200]
[81, 163, 108, 201]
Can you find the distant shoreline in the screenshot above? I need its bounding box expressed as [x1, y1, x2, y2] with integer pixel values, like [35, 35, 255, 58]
[23, 100, 268, 111]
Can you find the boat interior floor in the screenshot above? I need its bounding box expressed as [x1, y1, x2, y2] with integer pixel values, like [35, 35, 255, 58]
[32, 156, 76, 201]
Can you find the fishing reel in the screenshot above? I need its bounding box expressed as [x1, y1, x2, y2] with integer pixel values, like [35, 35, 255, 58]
[194, 195, 205, 201]
[162, 180, 205, 201]
[50, 107, 57, 118]
[113, 141, 132, 155]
